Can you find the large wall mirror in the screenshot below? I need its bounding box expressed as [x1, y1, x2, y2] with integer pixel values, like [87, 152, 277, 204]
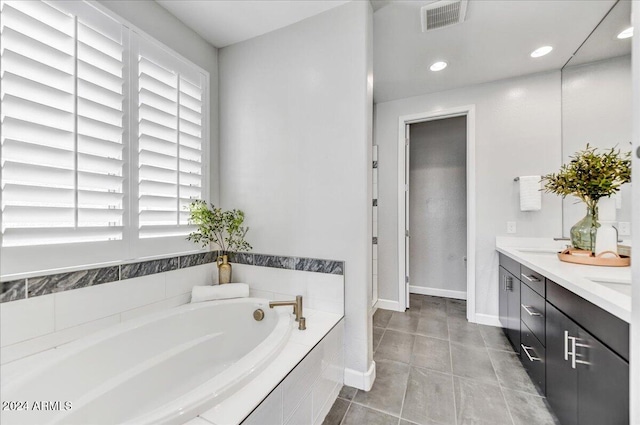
[561, 0, 632, 237]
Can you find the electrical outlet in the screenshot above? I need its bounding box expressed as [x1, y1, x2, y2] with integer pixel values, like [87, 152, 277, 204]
[618, 222, 631, 236]
[507, 221, 517, 234]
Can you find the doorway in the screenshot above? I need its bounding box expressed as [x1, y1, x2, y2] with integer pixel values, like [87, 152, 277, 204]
[409, 116, 467, 300]
[397, 106, 476, 322]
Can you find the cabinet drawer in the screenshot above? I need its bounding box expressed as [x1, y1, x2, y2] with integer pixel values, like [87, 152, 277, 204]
[520, 321, 546, 396]
[520, 265, 545, 296]
[499, 253, 520, 280]
[521, 283, 545, 346]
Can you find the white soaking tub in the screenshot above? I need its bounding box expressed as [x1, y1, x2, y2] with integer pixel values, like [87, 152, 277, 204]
[0, 298, 292, 425]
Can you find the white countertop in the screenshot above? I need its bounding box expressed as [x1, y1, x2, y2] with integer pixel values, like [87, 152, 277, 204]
[496, 237, 631, 323]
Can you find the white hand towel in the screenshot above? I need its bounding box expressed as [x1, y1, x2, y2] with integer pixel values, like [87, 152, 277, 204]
[519, 176, 542, 212]
[190, 283, 250, 303]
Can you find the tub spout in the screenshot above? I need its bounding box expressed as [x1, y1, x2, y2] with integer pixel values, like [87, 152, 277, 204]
[269, 295, 305, 330]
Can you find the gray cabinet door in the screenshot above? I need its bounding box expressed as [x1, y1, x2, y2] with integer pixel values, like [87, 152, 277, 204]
[505, 273, 520, 354]
[576, 328, 629, 425]
[546, 302, 578, 425]
[499, 267, 508, 329]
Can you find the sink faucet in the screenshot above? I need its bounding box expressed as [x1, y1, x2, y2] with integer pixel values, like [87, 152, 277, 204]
[269, 295, 306, 330]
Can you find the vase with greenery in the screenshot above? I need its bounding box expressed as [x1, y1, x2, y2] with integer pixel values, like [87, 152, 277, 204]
[542, 145, 631, 251]
[186, 200, 252, 283]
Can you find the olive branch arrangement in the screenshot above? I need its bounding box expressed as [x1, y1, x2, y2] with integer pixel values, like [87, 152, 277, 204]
[541, 144, 631, 212]
[186, 200, 252, 253]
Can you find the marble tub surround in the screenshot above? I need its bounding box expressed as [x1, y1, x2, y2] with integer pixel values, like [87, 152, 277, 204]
[232, 264, 345, 315]
[1, 280, 26, 303]
[0, 252, 344, 304]
[0, 263, 216, 364]
[496, 237, 631, 322]
[230, 252, 345, 275]
[185, 314, 344, 425]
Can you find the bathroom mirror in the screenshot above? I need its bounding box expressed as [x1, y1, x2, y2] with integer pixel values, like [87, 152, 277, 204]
[561, 0, 632, 238]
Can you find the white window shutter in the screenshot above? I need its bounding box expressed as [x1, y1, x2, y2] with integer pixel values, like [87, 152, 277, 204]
[134, 35, 204, 240]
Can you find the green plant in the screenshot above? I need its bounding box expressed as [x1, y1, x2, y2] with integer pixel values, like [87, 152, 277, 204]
[186, 200, 252, 253]
[542, 144, 631, 211]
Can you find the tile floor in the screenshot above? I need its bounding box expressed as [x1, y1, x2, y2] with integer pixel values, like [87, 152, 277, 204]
[323, 294, 559, 425]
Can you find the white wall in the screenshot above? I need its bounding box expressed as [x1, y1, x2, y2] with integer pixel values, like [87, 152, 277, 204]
[562, 55, 632, 236]
[409, 117, 467, 297]
[98, 0, 220, 204]
[219, 1, 374, 387]
[376, 71, 563, 320]
[630, 2, 639, 423]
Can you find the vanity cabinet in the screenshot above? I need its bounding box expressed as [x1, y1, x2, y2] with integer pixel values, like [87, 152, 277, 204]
[498, 255, 520, 353]
[546, 302, 629, 425]
[497, 253, 629, 425]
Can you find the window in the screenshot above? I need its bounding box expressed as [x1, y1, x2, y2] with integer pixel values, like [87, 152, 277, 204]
[0, 1, 209, 276]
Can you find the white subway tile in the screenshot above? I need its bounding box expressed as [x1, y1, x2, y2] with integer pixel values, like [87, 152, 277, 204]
[0, 295, 55, 347]
[120, 293, 189, 322]
[243, 386, 283, 425]
[285, 391, 312, 425]
[165, 264, 215, 298]
[1, 314, 120, 364]
[311, 351, 343, 423]
[283, 345, 322, 421]
[54, 274, 165, 330]
[313, 381, 340, 425]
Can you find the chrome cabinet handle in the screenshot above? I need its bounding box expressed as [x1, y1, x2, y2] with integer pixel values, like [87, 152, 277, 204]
[521, 344, 541, 362]
[521, 304, 542, 316]
[567, 335, 590, 368]
[506, 276, 513, 291]
[521, 273, 541, 283]
[564, 330, 570, 361]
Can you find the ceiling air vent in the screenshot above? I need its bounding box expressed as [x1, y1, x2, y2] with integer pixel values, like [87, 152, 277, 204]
[421, 0, 468, 32]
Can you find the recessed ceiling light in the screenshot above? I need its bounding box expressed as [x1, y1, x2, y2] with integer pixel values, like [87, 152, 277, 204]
[617, 27, 633, 39]
[530, 46, 553, 58]
[430, 61, 447, 72]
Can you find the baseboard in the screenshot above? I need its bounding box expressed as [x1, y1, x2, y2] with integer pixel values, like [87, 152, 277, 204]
[344, 361, 376, 391]
[374, 298, 403, 312]
[474, 313, 501, 327]
[409, 285, 467, 300]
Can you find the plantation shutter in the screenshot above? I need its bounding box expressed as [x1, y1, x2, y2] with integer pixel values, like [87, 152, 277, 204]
[134, 35, 204, 239]
[0, 0, 125, 247]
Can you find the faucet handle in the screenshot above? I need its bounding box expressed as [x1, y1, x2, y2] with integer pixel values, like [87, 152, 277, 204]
[298, 317, 306, 331]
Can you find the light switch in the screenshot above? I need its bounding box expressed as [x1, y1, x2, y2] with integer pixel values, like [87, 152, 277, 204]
[618, 222, 631, 236]
[507, 221, 517, 234]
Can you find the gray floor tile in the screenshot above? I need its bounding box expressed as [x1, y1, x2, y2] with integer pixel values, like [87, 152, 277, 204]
[409, 296, 423, 312]
[503, 390, 559, 425]
[446, 298, 467, 315]
[448, 317, 485, 347]
[402, 367, 456, 425]
[479, 325, 513, 351]
[411, 335, 452, 374]
[450, 342, 498, 384]
[353, 359, 410, 416]
[387, 311, 420, 333]
[322, 397, 350, 425]
[374, 309, 393, 328]
[373, 327, 385, 353]
[342, 403, 399, 425]
[374, 329, 415, 364]
[420, 297, 447, 317]
[453, 377, 512, 425]
[338, 385, 357, 401]
[416, 315, 449, 340]
[488, 349, 539, 394]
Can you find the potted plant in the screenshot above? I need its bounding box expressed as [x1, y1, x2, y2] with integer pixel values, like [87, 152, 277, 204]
[542, 144, 631, 251]
[186, 200, 252, 284]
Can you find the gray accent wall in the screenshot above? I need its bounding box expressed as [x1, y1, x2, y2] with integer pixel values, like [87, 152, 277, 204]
[409, 117, 467, 295]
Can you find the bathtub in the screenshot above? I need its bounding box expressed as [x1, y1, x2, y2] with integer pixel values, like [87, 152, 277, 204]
[0, 297, 292, 425]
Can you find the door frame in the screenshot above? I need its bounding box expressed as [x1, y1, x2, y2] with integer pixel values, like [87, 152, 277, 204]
[397, 105, 477, 322]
